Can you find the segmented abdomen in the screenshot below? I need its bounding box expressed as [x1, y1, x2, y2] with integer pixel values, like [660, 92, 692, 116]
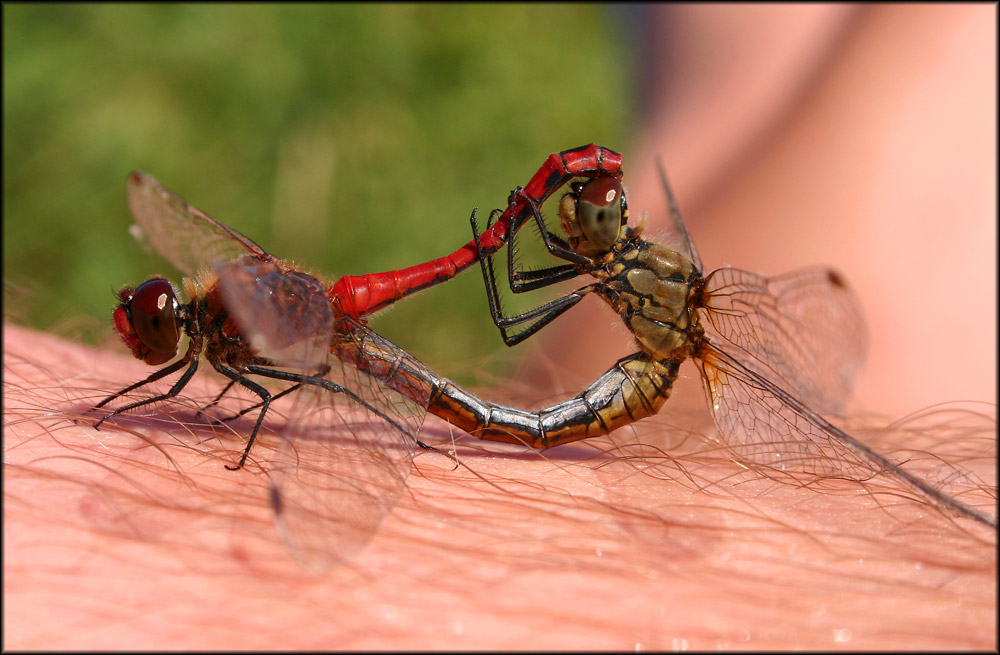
[337, 327, 680, 449]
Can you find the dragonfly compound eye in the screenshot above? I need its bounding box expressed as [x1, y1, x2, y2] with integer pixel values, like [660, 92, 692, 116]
[577, 177, 627, 251]
[127, 278, 180, 363]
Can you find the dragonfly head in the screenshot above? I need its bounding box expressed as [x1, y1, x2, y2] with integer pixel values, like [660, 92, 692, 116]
[559, 177, 628, 257]
[113, 277, 181, 365]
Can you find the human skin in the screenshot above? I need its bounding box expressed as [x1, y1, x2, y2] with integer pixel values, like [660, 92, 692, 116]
[3, 322, 996, 650]
[5, 5, 997, 650]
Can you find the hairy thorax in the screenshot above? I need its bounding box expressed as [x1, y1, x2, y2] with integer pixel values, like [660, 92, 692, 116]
[593, 238, 702, 362]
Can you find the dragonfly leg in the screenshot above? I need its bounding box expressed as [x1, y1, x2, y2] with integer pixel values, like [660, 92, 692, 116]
[507, 186, 589, 266]
[485, 258, 593, 346]
[243, 364, 420, 451]
[206, 382, 304, 425]
[472, 209, 596, 347]
[211, 362, 275, 470]
[496, 188, 588, 297]
[196, 379, 238, 419]
[472, 207, 579, 290]
[204, 361, 330, 424]
[91, 349, 199, 429]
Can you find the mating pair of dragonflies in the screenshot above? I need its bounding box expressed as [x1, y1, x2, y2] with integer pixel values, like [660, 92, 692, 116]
[89, 144, 995, 566]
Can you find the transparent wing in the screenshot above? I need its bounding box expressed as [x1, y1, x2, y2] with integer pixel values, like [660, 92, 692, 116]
[700, 266, 867, 416]
[698, 343, 878, 478]
[216, 258, 331, 370]
[217, 260, 421, 570]
[263, 347, 421, 571]
[126, 172, 270, 277]
[656, 160, 703, 272]
[699, 343, 996, 526]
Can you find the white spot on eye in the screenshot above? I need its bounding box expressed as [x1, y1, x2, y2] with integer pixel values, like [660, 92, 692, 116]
[671, 637, 689, 650]
[156, 293, 169, 310]
[452, 621, 463, 636]
[605, 189, 617, 203]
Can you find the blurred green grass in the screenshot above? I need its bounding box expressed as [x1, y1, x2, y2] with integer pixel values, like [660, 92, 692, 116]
[3, 4, 633, 382]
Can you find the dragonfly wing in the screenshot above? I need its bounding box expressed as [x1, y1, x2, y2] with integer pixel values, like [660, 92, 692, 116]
[699, 342, 882, 479]
[700, 266, 867, 416]
[216, 258, 332, 370]
[126, 172, 270, 278]
[262, 359, 420, 571]
[700, 342, 997, 526]
[216, 260, 420, 570]
[655, 160, 703, 272]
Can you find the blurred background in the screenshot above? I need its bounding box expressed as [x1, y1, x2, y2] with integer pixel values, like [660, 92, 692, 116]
[3, 4, 633, 375]
[5, 5, 995, 414]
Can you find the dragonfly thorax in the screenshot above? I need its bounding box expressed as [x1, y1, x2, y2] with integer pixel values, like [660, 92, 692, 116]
[596, 239, 701, 362]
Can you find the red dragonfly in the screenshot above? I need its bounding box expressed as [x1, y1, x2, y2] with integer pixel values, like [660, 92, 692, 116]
[90, 147, 623, 568]
[92, 173, 433, 568]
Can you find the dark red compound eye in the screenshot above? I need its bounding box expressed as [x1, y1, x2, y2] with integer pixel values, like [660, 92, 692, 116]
[128, 278, 180, 362]
[577, 177, 626, 251]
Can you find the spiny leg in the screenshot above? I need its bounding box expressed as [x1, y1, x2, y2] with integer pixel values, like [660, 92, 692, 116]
[91, 355, 199, 429]
[243, 364, 437, 454]
[211, 362, 274, 470]
[471, 208, 596, 346]
[505, 185, 588, 268]
[204, 382, 304, 425]
[494, 187, 586, 299]
[195, 379, 238, 420]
